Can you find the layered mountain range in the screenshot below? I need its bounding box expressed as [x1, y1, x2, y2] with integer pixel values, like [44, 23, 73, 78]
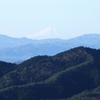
[0, 33, 100, 62]
[0, 46, 100, 100]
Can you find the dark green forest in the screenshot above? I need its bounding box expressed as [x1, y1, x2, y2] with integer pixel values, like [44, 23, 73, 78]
[0, 46, 100, 100]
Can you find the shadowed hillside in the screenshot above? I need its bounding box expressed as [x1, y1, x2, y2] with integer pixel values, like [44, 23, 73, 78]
[0, 46, 100, 99]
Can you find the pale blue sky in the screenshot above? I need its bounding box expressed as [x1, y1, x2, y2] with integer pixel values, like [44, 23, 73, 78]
[0, 0, 100, 39]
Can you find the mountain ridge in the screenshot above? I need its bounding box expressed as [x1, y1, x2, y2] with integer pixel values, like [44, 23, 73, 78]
[0, 46, 100, 99]
[0, 33, 100, 62]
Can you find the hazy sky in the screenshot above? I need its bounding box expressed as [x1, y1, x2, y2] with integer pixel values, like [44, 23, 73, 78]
[0, 0, 100, 39]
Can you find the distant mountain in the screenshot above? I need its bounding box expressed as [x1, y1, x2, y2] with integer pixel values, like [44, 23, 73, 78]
[0, 34, 37, 48]
[67, 33, 100, 48]
[0, 46, 100, 99]
[27, 27, 63, 39]
[0, 33, 100, 62]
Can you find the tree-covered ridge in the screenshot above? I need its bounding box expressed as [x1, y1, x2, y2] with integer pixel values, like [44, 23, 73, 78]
[0, 61, 16, 78]
[0, 46, 100, 99]
[0, 46, 89, 89]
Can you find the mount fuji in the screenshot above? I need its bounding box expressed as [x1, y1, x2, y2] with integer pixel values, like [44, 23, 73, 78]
[27, 27, 64, 39]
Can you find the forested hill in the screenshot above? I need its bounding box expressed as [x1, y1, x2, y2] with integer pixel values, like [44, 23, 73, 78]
[0, 46, 100, 100]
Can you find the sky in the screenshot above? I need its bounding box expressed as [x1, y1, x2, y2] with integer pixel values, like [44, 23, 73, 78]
[0, 0, 100, 39]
